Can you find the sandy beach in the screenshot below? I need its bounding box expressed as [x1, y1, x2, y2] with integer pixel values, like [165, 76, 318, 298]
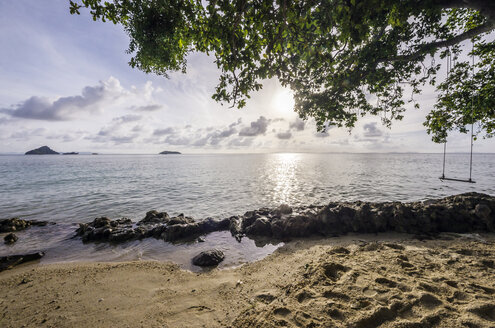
[1, 233, 495, 327]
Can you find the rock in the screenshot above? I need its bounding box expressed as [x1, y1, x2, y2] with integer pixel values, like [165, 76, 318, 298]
[278, 204, 293, 215]
[0, 252, 45, 272]
[0, 218, 28, 232]
[475, 203, 493, 231]
[0, 218, 52, 233]
[73, 193, 495, 246]
[25, 146, 59, 155]
[168, 214, 195, 225]
[75, 217, 134, 243]
[164, 223, 202, 241]
[4, 233, 18, 244]
[192, 249, 225, 267]
[138, 211, 170, 225]
[198, 217, 230, 233]
[245, 217, 272, 236]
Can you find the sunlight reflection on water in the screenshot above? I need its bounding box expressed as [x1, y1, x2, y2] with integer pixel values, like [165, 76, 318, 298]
[0, 153, 494, 267]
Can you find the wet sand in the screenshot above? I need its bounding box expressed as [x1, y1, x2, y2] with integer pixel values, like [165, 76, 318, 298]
[1, 233, 495, 327]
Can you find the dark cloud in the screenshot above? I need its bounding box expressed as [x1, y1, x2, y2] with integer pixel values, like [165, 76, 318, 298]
[217, 127, 237, 138]
[363, 122, 383, 138]
[277, 131, 292, 140]
[229, 118, 242, 127]
[153, 127, 175, 136]
[1, 78, 122, 121]
[112, 114, 142, 124]
[132, 125, 143, 132]
[132, 104, 162, 112]
[239, 116, 270, 137]
[191, 118, 242, 146]
[97, 127, 112, 137]
[192, 137, 209, 147]
[315, 131, 330, 138]
[290, 118, 305, 131]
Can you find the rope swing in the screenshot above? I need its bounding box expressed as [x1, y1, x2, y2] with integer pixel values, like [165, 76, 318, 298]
[439, 45, 476, 184]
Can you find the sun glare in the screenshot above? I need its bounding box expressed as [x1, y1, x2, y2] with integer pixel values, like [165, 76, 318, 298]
[272, 88, 295, 113]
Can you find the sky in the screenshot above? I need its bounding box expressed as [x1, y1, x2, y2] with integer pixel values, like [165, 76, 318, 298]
[0, 1, 493, 154]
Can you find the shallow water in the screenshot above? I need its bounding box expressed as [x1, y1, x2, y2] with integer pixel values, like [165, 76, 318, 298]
[1, 153, 494, 269]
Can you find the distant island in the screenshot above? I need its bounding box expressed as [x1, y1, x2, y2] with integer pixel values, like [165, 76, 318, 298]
[62, 152, 79, 155]
[159, 151, 181, 155]
[25, 146, 59, 155]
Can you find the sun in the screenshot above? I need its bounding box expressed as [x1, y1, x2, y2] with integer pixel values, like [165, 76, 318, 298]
[272, 88, 295, 114]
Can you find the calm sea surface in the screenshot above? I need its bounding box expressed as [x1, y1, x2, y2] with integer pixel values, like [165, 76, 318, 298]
[1, 153, 494, 269]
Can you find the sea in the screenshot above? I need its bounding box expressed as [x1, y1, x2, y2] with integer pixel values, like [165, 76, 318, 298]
[1, 153, 494, 270]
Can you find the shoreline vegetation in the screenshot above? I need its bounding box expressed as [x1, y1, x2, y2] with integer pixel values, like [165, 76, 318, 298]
[1, 192, 494, 326]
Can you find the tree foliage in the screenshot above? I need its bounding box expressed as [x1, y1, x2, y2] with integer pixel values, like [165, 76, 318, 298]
[70, 0, 495, 142]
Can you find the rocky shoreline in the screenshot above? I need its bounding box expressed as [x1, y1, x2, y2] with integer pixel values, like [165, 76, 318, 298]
[1, 192, 494, 271]
[74, 192, 494, 245]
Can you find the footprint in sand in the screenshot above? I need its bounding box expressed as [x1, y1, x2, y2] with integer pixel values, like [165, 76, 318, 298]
[467, 303, 495, 321]
[323, 289, 351, 301]
[295, 289, 314, 303]
[273, 307, 291, 317]
[362, 287, 377, 297]
[375, 277, 398, 288]
[323, 263, 350, 281]
[418, 293, 443, 309]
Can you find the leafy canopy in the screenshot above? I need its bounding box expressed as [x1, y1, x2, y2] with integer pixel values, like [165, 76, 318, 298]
[70, 0, 495, 142]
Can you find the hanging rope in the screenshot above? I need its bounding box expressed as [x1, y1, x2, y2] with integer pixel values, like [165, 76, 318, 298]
[440, 48, 451, 180]
[439, 45, 476, 184]
[468, 42, 475, 182]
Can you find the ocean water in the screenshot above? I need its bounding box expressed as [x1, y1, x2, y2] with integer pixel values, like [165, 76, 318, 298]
[1, 153, 494, 269]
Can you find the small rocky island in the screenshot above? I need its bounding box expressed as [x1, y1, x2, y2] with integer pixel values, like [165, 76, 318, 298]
[25, 146, 59, 155]
[159, 150, 181, 155]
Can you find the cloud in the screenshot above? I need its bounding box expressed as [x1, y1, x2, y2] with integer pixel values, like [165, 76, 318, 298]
[112, 114, 142, 124]
[363, 122, 383, 138]
[10, 128, 47, 140]
[1, 77, 125, 121]
[110, 135, 137, 144]
[289, 118, 305, 131]
[153, 127, 175, 136]
[192, 137, 209, 147]
[164, 135, 191, 145]
[86, 113, 143, 145]
[277, 131, 292, 140]
[239, 116, 270, 137]
[228, 137, 253, 147]
[315, 131, 330, 138]
[229, 118, 242, 127]
[190, 118, 242, 146]
[132, 125, 144, 132]
[131, 104, 162, 112]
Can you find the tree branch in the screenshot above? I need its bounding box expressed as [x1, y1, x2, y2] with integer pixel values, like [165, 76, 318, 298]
[434, 0, 495, 21]
[382, 22, 494, 62]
